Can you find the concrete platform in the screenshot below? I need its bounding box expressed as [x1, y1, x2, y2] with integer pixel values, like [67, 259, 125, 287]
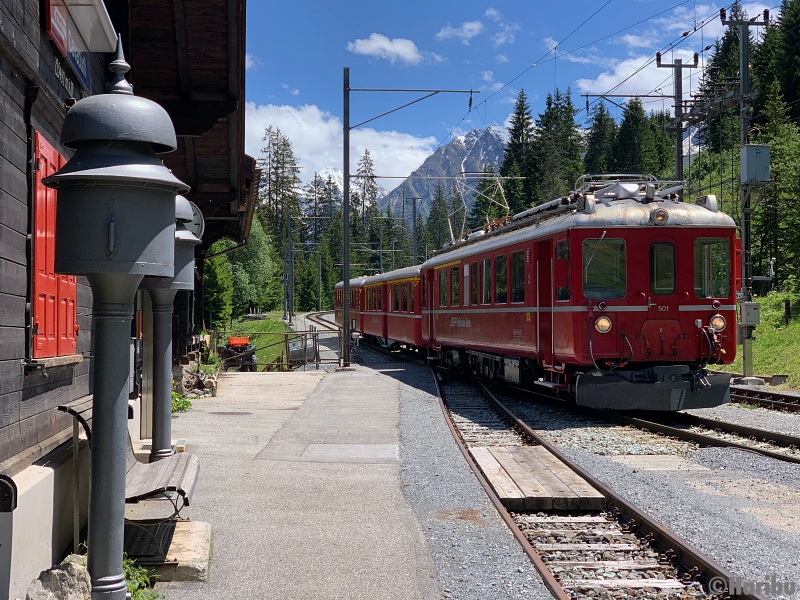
[151, 521, 212, 582]
[156, 367, 550, 600]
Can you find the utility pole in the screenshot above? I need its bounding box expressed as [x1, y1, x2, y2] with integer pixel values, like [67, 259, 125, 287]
[342, 69, 476, 365]
[391, 239, 395, 271]
[656, 52, 698, 183]
[409, 197, 419, 265]
[379, 222, 383, 273]
[721, 7, 769, 377]
[342, 67, 352, 366]
[287, 209, 294, 326]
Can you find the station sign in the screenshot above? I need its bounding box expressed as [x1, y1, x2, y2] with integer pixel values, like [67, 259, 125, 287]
[46, 0, 92, 94]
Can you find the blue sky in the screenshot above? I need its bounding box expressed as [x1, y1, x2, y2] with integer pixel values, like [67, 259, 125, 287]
[244, 1, 771, 187]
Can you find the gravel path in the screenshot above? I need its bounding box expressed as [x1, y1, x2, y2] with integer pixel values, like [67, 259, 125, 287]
[357, 345, 553, 600]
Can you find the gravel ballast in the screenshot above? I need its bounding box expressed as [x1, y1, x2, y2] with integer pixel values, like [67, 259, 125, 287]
[357, 346, 553, 600]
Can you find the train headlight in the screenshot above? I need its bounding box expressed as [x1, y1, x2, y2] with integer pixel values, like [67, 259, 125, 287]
[594, 315, 613, 334]
[651, 208, 669, 225]
[709, 314, 726, 332]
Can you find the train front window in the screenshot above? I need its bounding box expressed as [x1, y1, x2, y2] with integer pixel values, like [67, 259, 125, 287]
[694, 238, 730, 299]
[650, 243, 675, 295]
[582, 238, 626, 300]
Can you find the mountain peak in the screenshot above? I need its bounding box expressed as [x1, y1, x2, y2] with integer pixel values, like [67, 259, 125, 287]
[379, 127, 506, 219]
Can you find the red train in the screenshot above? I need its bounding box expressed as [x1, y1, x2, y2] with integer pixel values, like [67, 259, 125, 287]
[336, 175, 738, 410]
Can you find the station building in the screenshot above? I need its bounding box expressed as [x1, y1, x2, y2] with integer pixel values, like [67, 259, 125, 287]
[0, 0, 255, 596]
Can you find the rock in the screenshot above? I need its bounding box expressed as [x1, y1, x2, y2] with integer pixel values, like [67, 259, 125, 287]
[203, 378, 216, 391]
[26, 554, 90, 600]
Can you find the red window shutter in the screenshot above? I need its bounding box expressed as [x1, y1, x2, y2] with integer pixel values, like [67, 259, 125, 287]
[33, 132, 61, 358]
[56, 153, 77, 356]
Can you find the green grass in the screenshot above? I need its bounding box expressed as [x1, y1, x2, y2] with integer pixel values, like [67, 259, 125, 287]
[220, 312, 295, 369]
[715, 291, 800, 389]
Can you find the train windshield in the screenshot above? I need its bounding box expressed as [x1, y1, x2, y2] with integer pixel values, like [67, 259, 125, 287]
[694, 238, 730, 298]
[582, 238, 626, 299]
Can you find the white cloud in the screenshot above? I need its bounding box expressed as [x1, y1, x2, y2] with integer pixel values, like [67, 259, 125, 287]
[346, 33, 423, 65]
[281, 83, 300, 95]
[435, 20, 484, 45]
[491, 21, 520, 47]
[479, 70, 494, 82]
[495, 54, 509, 64]
[611, 32, 660, 49]
[488, 82, 504, 92]
[484, 7, 502, 21]
[575, 48, 704, 101]
[245, 54, 260, 70]
[245, 102, 437, 182]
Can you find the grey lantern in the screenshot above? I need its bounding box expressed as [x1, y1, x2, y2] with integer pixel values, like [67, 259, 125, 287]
[42, 38, 189, 600]
[139, 196, 202, 462]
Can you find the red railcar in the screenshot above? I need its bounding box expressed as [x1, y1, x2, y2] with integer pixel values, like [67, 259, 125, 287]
[370, 266, 423, 349]
[334, 276, 367, 333]
[421, 175, 737, 410]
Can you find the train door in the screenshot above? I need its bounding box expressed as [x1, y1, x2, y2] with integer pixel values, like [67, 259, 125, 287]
[536, 240, 554, 366]
[643, 238, 681, 357]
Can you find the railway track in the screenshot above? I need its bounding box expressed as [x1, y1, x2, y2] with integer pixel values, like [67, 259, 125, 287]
[360, 343, 763, 600]
[497, 384, 800, 465]
[304, 311, 339, 331]
[729, 384, 800, 412]
[436, 372, 762, 600]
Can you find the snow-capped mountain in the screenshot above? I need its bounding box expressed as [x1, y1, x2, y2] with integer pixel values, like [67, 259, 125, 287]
[378, 126, 506, 220]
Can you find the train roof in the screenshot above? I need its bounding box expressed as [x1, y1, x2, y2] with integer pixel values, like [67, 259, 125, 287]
[423, 176, 736, 269]
[334, 276, 368, 289]
[365, 266, 421, 284]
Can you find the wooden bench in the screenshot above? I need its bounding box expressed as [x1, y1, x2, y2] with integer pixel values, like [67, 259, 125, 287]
[58, 396, 200, 515]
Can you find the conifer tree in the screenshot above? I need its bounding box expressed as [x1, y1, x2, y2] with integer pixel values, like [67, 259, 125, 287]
[533, 88, 583, 200]
[612, 98, 659, 174]
[501, 90, 536, 211]
[776, 0, 800, 122]
[427, 183, 451, 249]
[583, 101, 617, 175]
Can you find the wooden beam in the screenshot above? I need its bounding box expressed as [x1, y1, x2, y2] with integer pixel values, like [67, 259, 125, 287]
[184, 137, 196, 191]
[173, 0, 190, 99]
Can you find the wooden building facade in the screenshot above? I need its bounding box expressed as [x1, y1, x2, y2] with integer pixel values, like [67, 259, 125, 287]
[0, 0, 253, 596]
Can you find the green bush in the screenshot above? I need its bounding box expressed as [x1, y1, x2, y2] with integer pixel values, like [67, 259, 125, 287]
[171, 391, 192, 413]
[123, 556, 162, 600]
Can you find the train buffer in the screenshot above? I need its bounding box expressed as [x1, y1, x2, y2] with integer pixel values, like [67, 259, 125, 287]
[471, 445, 605, 511]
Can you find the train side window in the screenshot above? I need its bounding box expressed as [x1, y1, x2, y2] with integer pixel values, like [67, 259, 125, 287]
[495, 254, 507, 304]
[651, 243, 675, 295]
[394, 283, 400, 312]
[582, 238, 626, 299]
[411, 282, 415, 312]
[421, 275, 427, 307]
[451, 267, 460, 306]
[471, 262, 478, 305]
[511, 251, 525, 303]
[379, 288, 382, 311]
[694, 238, 730, 298]
[481, 258, 492, 304]
[402, 282, 408, 312]
[439, 270, 448, 307]
[556, 239, 570, 301]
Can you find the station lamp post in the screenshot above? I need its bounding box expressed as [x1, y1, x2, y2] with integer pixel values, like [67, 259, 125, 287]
[43, 40, 188, 599]
[139, 196, 202, 462]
